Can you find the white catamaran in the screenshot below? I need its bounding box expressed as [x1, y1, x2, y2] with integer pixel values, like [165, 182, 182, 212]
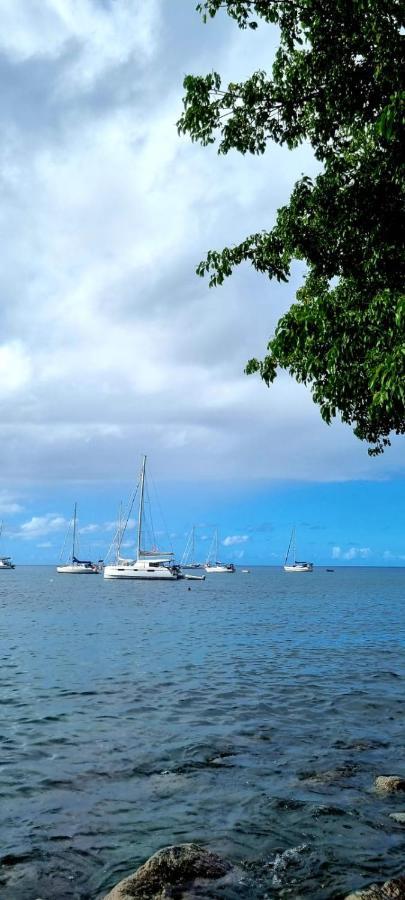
[204, 529, 235, 573]
[57, 504, 100, 574]
[284, 528, 313, 573]
[104, 455, 182, 580]
[0, 521, 15, 570]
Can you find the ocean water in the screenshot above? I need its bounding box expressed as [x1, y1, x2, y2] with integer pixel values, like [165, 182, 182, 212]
[0, 566, 404, 899]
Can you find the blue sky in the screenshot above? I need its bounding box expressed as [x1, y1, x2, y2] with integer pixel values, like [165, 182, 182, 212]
[0, 1, 403, 565]
[2, 475, 404, 566]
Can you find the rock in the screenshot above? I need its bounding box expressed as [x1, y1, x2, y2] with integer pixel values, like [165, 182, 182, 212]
[345, 875, 405, 899]
[103, 843, 236, 899]
[389, 812, 405, 823]
[299, 764, 358, 785]
[374, 776, 405, 794]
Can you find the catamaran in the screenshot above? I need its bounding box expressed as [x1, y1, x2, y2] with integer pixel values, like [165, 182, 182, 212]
[284, 528, 313, 572]
[0, 522, 15, 569]
[57, 503, 100, 574]
[204, 529, 235, 573]
[104, 456, 182, 580]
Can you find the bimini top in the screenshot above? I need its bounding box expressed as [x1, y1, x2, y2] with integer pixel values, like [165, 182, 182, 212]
[72, 556, 94, 566]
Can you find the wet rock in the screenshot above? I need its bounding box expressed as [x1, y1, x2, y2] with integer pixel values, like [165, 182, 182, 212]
[345, 875, 405, 899]
[389, 812, 405, 823]
[299, 764, 358, 785]
[103, 843, 236, 899]
[334, 738, 389, 752]
[374, 776, 405, 794]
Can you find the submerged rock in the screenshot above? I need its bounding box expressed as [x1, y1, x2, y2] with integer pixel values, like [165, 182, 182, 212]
[374, 776, 405, 794]
[103, 843, 236, 899]
[299, 764, 358, 785]
[345, 875, 405, 899]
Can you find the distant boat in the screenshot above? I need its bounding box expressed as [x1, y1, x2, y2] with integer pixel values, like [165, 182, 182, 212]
[0, 521, 15, 569]
[57, 504, 99, 574]
[283, 528, 313, 573]
[241, 569, 250, 574]
[326, 568, 335, 572]
[204, 529, 235, 573]
[104, 456, 181, 580]
[180, 525, 203, 570]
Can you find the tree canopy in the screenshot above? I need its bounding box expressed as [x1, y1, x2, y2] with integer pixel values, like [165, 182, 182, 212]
[177, 0, 405, 454]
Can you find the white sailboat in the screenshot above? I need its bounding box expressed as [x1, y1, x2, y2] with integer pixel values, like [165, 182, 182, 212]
[0, 521, 15, 569]
[57, 504, 99, 574]
[283, 528, 313, 572]
[204, 529, 235, 573]
[104, 456, 181, 580]
[180, 525, 203, 570]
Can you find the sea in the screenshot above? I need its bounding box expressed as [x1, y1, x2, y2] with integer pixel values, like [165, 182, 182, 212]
[1, 566, 404, 899]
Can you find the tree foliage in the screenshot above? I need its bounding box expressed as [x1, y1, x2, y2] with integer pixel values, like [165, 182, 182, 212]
[178, 0, 405, 453]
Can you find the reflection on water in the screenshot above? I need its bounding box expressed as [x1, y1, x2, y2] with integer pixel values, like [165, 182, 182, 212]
[0, 567, 404, 898]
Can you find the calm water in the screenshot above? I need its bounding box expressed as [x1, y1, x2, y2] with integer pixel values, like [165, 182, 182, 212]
[0, 567, 404, 899]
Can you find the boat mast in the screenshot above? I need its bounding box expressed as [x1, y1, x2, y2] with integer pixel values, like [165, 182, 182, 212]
[191, 525, 195, 562]
[72, 502, 77, 561]
[117, 500, 123, 560]
[292, 527, 296, 564]
[137, 455, 146, 559]
[285, 528, 294, 565]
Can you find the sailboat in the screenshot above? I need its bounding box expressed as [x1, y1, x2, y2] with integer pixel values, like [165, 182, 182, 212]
[204, 529, 235, 573]
[180, 525, 203, 570]
[283, 528, 313, 572]
[104, 456, 181, 580]
[57, 504, 99, 574]
[0, 521, 15, 569]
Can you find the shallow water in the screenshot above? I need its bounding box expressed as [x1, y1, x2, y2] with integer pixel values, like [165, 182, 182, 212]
[0, 566, 404, 899]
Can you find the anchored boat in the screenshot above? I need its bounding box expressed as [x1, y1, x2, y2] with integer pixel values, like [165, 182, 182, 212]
[104, 456, 181, 581]
[204, 529, 235, 573]
[57, 504, 100, 574]
[180, 525, 203, 570]
[283, 527, 313, 572]
[0, 522, 15, 569]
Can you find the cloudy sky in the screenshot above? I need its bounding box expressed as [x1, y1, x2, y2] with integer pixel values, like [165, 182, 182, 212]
[0, 0, 403, 565]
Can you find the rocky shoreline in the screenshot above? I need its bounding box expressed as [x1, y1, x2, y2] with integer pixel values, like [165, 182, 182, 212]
[103, 774, 405, 900]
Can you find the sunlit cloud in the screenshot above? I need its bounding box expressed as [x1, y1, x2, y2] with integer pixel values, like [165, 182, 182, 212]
[16, 514, 68, 540]
[222, 534, 249, 546]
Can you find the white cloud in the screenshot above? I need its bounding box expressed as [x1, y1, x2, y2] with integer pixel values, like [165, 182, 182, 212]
[78, 523, 100, 534]
[0, 0, 160, 77]
[0, 341, 32, 394]
[343, 547, 372, 560]
[17, 514, 68, 540]
[0, 491, 24, 515]
[383, 550, 405, 562]
[332, 545, 372, 560]
[0, 0, 403, 494]
[222, 534, 249, 546]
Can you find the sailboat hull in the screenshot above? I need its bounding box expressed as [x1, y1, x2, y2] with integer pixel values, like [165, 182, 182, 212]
[104, 564, 179, 580]
[284, 563, 313, 572]
[57, 564, 99, 574]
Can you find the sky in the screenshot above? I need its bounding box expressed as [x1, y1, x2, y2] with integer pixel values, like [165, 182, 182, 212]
[0, 0, 403, 566]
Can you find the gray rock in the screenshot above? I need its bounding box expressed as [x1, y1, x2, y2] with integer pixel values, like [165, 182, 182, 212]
[345, 875, 405, 899]
[103, 843, 236, 899]
[299, 765, 357, 785]
[374, 776, 405, 794]
[389, 812, 405, 823]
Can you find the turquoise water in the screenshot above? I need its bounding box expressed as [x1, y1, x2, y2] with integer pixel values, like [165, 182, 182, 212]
[0, 566, 404, 898]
